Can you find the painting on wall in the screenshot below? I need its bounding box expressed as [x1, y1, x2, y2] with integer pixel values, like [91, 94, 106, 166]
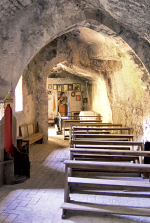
[76, 95, 81, 101]
[63, 84, 68, 91]
[58, 85, 62, 91]
[71, 92, 75, 97]
[53, 84, 57, 90]
[73, 83, 81, 92]
[48, 84, 52, 89]
[48, 91, 51, 95]
[68, 84, 73, 91]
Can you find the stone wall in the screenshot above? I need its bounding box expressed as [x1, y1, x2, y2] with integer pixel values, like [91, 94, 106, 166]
[0, 0, 149, 100]
[14, 25, 150, 142]
[92, 46, 144, 139]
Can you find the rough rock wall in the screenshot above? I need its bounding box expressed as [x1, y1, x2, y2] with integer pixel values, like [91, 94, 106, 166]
[16, 26, 148, 141]
[111, 56, 143, 140]
[0, 0, 149, 100]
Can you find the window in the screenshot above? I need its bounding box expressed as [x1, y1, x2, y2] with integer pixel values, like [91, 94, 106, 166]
[15, 76, 23, 112]
[0, 101, 4, 120]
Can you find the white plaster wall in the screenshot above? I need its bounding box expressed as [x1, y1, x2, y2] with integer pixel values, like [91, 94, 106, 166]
[47, 77, 89, 118]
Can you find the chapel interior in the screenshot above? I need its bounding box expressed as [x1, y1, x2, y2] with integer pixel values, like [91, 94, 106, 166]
[0, 0, 150, 222]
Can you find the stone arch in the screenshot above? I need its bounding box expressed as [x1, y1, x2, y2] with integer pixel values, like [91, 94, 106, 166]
[0, 3, 149, 99]
[14, 22, 149, 142]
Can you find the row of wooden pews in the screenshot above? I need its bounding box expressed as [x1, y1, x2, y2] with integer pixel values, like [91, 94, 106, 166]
[61, 122, 150, 219]
[63, 119, 103, 140]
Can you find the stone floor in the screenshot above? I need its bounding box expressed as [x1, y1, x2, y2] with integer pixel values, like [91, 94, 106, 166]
[0, 129, 150, 223]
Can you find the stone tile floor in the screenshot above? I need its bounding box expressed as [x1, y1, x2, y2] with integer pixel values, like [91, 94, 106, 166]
[0, 131, 150, 223]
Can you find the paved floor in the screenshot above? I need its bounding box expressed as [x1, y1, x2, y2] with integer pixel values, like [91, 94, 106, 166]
[0, 130, 150, 223]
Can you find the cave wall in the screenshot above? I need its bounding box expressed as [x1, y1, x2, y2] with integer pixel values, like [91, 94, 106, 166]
[13, 26, 149, 142]
[92, 52, 143, 140]
[0, 0, 149, 100]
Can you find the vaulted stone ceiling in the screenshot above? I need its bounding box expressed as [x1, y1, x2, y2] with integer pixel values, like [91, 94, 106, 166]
[0, 0, 35, 24]
[0, 0, 149, 38]
[22, 24, 146, 136]
[0, 0, 149, 99]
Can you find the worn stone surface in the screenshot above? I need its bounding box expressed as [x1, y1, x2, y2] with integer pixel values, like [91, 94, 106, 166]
[0, 1, 149, 141]
[0, 135, 150, 222]
[16, 25, 148, 140]
[0, 0, 149, 99]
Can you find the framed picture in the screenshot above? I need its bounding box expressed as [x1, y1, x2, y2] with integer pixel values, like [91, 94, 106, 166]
[63, 84, 68, 91]
[68, 84, 73, 91]
[71, 92, 75, 97]
[48, 84, 52, 89]
[73, 83, 81, 92]
[76, 95, 81, 101]
[48, 91, 51, 95]
[53, 84, 57, 90]
[58, 85, 62, 91]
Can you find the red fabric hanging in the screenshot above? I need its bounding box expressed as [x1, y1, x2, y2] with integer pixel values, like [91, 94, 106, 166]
[4, 104, 13, 157]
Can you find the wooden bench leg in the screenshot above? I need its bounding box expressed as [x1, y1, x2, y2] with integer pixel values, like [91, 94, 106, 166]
[62, 209, 66, 219]
[37, 138, 43, 144]
[64, 165, 70, 202]
[70, 152, 73, 160]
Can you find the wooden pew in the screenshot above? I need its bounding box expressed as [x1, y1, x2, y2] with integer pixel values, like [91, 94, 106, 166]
[70, 126, 132, 144]
[71, 140, 144, 164]
[72, 130, 111, 134]
[19, 121, 44, 145]
[61, 160, 150, 218]
[72, 126, 131, 135]
[63, 119, 104, 139]
[71, 140, 144, 150]
[73, 133, 134, 140]
[70, 154, 139, 163]
[70, 148, 150, 164]
[71, 133, 134, 147]
[70, 145, 132, 150]
[70, 148, 150, 158]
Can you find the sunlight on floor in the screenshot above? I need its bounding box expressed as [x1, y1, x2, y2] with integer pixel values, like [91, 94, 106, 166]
[48, 126, 57, 136]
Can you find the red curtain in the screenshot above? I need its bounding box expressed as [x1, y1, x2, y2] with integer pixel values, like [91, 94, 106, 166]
[4, 104, 13, 157]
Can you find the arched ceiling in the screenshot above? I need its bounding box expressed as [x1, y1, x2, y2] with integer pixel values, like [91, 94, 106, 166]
[43, 24, 149, 85]
[0, 0, 149, 99]
[0, 0, 36, 24]
[0, 0, 149, 40]
[25, 24, 148, 90]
